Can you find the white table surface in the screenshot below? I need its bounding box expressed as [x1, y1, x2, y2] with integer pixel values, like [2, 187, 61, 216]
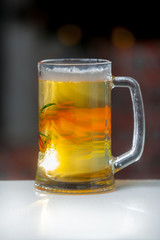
[0, 180, 160, 240]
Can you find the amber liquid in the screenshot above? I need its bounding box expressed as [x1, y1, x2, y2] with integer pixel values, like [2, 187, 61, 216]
[35, 80, 114, 193]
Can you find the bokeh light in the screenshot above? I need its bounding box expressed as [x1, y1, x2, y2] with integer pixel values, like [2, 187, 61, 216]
[111, 27, 135, 49]
[57, 24, 82, 46]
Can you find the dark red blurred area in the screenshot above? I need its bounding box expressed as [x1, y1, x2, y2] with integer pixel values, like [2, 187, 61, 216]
[0, 1, 159, 180]
[0, 146, 38, 180]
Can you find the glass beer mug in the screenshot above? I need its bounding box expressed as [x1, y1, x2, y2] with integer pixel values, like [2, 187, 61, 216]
[35, 59, 145, 194]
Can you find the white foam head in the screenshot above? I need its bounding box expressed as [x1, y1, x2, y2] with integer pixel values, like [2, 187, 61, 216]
[38, 59, 112, 82]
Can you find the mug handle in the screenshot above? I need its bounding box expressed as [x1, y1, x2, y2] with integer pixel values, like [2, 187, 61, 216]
[111, 76, 145, 173]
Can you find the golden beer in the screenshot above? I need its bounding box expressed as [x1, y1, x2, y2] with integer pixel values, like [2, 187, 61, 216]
[35, 79, 113, 193]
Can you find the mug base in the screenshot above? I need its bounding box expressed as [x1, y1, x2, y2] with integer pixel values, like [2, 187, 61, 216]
[35, 174, 115, 194]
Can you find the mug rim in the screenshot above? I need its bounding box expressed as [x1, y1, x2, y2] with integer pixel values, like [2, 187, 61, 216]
[38, 58, 111, 66]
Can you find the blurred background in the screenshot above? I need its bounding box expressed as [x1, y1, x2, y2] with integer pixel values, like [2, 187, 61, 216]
[0, 0, 160, 180]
